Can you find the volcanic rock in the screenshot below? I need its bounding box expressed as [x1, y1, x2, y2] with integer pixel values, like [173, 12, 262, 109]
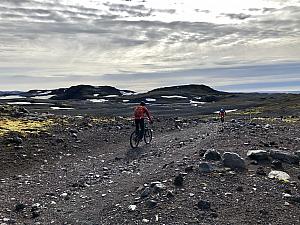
[247, 150, 269, 161]
[222, 152, 246, 170]
[204, 149, 221, 161]
[270, 149, 299, 164]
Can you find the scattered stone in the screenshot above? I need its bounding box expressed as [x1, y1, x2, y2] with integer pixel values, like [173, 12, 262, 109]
[14, 145, 24, 150]
[264, 124, 272, 129]
[152, 182, 166, 193]
[236, 186, 244, 192]
[247, 150, 269, 161]
[285, 195, 300, 204]
[141, 187, 151, 198]
[197, 200, 211, 211]
[199, 162, 215, 173]
[166, 190, 175, 198]
[256, 167, 267, 176]
[222, 152, 246, 170]
[146, 200, 157, 208]
[142, 219, 150, 223]
[270, 149, 299, 164]
[128, 205, 137, 211]
[173, 174, 184, 187]
[15, 203, 26, 212]
[32, 211, 40, 218]
[271, 160, 283, 170]
[199, 149, 207, 157]
[204, 149, 221, 161]
[185, 166, 193, 173]
[31, 203, 41, 211]
[7, 136, 23, 145]
[268, 170, 290, 181]
[259, 209, 268, 215]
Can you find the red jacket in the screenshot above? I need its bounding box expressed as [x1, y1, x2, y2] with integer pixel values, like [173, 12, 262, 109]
[219, 111, 226, 117]
[134, 105, 152, 120]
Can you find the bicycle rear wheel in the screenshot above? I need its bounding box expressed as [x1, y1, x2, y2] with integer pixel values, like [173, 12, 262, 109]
[144, 129, 152, 144]
[130, 131, 140, 148]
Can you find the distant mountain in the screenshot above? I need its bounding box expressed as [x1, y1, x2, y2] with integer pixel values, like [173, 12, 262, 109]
[50, 85, 134, 100]
[147, 84, 223, 96]
[0, 91, 23, 96]
[0, 84, 224, 102]
[124, 84, 227, 104]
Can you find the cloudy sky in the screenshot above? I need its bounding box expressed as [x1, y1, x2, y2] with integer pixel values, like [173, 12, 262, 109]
[0, 0, 299, 92]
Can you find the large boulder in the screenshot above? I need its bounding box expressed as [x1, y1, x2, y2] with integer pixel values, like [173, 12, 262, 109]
[199, 162, 215, 173]
[204, 149, 221, 161]
[247, 150, 269, 161]
[270, 149, 299, 164]
[222, 152, 246, 170]
[268, 170, 290, 181]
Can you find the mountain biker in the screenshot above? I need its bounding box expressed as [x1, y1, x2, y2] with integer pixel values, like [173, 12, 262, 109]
[134, 101, 153, 140]
[219, 108, 226, 122]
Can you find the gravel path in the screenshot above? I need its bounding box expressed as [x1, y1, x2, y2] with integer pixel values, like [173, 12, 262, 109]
[1, 116, 300, 225]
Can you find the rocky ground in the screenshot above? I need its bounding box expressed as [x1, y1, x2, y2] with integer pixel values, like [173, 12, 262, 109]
[0, 104, 300, 225]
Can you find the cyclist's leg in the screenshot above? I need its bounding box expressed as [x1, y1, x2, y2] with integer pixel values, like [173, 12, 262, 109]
[140, 118, 145, 140]
[135, 119, 140, 137]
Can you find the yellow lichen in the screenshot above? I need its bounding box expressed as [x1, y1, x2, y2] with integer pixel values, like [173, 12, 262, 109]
[0, 117, 54, 136]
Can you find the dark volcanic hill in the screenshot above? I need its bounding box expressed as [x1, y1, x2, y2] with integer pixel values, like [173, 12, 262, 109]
[51, 85, 125, 100]
[124, 84, 227, 104]
[148, 84, 223, 96]
[14, 84, 224, 102]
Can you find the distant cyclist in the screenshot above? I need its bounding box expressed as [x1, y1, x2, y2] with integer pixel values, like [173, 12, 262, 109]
[219, 108, 226, 122]
[134, 101, 153, 140]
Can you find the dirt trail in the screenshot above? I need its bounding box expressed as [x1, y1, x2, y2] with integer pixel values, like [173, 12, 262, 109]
[1, 118, 300, 225]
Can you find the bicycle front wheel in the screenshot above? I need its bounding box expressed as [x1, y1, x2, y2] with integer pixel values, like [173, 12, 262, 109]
[144, 129, 152, 144]
[130, 131, 140, 148]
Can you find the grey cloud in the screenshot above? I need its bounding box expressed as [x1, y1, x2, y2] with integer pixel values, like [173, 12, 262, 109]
[195, 9, 210, 13]
[104, 2, 175, 17]
[104, 3, 152, 17]
[154, 9, 176, 14]
[0, 13, 24, 19]
[248, 8, 261, 11]
[263, 7, 277, 13]
[0, 0, 33, 6]
[223, 13, 251, 20]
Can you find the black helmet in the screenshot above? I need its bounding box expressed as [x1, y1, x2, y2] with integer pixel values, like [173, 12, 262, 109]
[140, 101, 146, 106]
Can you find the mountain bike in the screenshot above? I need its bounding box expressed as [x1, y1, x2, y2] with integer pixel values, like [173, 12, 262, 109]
[220, 115, 225, 123]
[130, 121, 153, 148]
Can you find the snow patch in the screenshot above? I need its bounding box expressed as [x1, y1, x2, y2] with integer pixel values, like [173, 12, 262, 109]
[146, 98, 156, 102]
[0, 95, 24, 100]
[88, 99, 108, 103]
[121, 91, 134, 96]
[51, 106, 74, 110]
[161, 95, 187, 99]
[190, 100, 206, 105]
[6, 102, 49, 105]
[214, 109, 238, 113]
[31, 95, 56, 100]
